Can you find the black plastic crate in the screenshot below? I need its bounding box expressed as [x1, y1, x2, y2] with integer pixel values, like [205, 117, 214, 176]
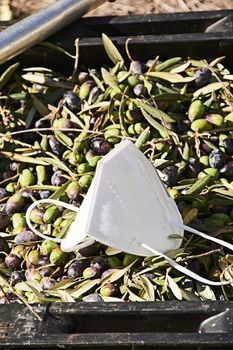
[2, 9, 232, 72]
[1, 302, 233, 349]
[1, 10, 233, 350]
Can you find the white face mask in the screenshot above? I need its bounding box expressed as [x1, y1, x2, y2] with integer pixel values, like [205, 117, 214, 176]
[26, 140, 233, 286]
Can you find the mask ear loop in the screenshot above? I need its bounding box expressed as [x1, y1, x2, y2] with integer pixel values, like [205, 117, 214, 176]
[25, 199, 94, 249]
[142, 224, 233, 286]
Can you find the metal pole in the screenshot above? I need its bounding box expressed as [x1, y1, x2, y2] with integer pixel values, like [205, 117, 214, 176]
[0, 0, 107, 65]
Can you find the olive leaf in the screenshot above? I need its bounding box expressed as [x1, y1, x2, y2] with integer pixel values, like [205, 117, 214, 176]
[167, 275, 183, 300]
[134, 99, 175, 122]
[105, 246, 122, 255]
[182, 208, 198, 225]
[70, 279, 100, 299]
[0, 151, 49, 165]
[49, 180, 71, 200]
[139, 275, 155, 301]
[135, 127, 150, 150]
[31, 94, 50, 116]
[42, 157, 75, 176]
[146, 71, 195, 84]
[127, 288, 145, 301]
[102, 33, 124, 65]
[170, 62, 190, 73]
[101, 260, 137, 285]
[101, 68, 121, 92]
[140, 108, 169, 139]
[193, 82, 228, 97]
[55, 130, 73, 148]
[57, 290, 76, 302]
[156, 57, 182, 71]
[0, 62, 20, 90]
[185, 175, 212, 196]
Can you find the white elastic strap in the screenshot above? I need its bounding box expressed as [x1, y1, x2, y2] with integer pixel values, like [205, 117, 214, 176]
[141, 243, 231, 286]
[26, 199, 80, 243]
[182, 224, 233, 251]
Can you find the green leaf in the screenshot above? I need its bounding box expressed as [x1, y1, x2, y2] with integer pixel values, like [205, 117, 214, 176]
[134, 99, 175, 122]
[135, 127, 150, 150]
[146, 71, 195, 83]
[101, 68, 120, 92]
[140, 108, 169, 139]
[89, 69, 105, 91]
[42, 157, 75, 176]
[49, 180, 71, 200]
[102, 33, 124, 65]
[31, 94, 49, 116]
[156, 57, 182, 72]
[0, 62, 20, 90]
[55, 131, 73, 148]
[39, 41, 76, 58]
[63, 105, 85, 129]
[0, 151, 49, 165]
[186, 175, 212, 196]
[178, 142, 189, 174]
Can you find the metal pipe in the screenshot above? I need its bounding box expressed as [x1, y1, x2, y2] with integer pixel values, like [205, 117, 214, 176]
[0, 0, 107, 65]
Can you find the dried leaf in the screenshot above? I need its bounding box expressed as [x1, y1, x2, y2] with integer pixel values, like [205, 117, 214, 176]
[101, 260, 137, 285]
[183, 208, 198, 225]
[57, 290, 76, 302]
[140, 275, 155, 301]
[193, 82, 227, 97]
[71, 279, 100, 299]
[170, 62, 190, 73]
[105, 246, 122, 255]
[167, 275, 183, 300]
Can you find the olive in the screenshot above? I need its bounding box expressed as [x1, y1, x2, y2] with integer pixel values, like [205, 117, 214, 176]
[209, 149, 226, 169]
[90, 137, 112, 155]
[0, 212, 10, 230]
[11, 270, 25, 286]
[41, 277, 56, 290]
[67, 261, 89, 279]
[223, 138, 233, 155]
[161, 165, 178, 187]
[100, 283, 118, 297]
[49, 136, 65, 156]
[194, 68, 212, 87]
[0, 237, 10, 257]
[5, 254, 22, 271]
[14, 231, 38, 244]
[220, 161, 233, 179]
[64, 91, 81, 112]
[51, 170, 67, 186]
[90, 256, 107, 273]
[83, 293, 103, 302]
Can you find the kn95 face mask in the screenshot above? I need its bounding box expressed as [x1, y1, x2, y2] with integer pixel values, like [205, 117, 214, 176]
[26, 140, 233, 286]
